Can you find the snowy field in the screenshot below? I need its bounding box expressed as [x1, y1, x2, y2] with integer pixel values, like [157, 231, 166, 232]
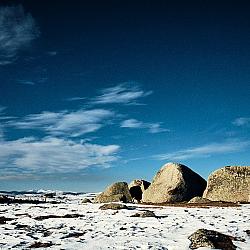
[0, 192, 249, 250]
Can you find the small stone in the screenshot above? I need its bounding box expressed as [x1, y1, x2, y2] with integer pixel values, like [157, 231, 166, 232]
[99, 203, 128, 210]
[82, 198, 92, 203]
[28, 241, 53, 248]
[188, 196, 211, 203]
[131, 210, 156, 218]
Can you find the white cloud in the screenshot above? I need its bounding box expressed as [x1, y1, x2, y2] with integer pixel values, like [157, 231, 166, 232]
[121, 119, 143, 128]
[91, 82, 152, 105]
[121, 118, 169, 134]
[0, 5, 39, 65]
[154, 140, 250, 161]
[12, 109, 114, 137]
[233, 117, 250, 127]
[0, 137, 120, 176]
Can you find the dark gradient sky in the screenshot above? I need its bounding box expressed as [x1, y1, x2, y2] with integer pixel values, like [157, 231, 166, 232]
[0, 0, 250, 191]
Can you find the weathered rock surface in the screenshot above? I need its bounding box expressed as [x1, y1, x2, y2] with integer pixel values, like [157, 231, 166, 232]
[188, 196, 211, 204]
[130, 210, 156, 218]
[99, 203, 128, 210]
[94, 182, 132, 203]
[203, 166, 250, 202]
[82, 198, 92, 203]
[142, 162, 207, 203]
[188, 229, 236, 250]
[128, 179, 151, 202]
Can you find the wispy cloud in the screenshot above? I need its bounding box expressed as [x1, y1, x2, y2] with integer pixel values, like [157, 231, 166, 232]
[232, 117, 250, 127]
[0, 125, 4, 140]
[0, 137, 120, 176]
[121, 118, 169, 133]
[91, 82, 152, 105]
[0, 106, 7, 139]
[47, 51, 57, 56]
[0, 5, 39, 65]
[66, 97, 86, 101]
[0, 106, 6, 114]
[17, 80, 35, 85]
[154, 140, 250, 161]
[11, 109, 114, 137]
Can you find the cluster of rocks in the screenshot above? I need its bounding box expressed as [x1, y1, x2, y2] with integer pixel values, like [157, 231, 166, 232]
[93, 162, 249, 204]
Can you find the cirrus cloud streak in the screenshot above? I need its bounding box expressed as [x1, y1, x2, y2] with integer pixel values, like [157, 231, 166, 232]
[154, 140, 250, 161]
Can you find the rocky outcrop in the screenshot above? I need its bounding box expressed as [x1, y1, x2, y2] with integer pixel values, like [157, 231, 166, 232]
[94, 182, 132, 203]
[203, 166, 250, 202]
[188, 229, 236, 250]
[142, 162, 207, 203]
[128, 179, 150, 202]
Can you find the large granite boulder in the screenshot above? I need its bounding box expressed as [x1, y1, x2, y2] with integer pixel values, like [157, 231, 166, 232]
[94, 182, 133, 203]
[128, 179, 151, 202]
[142, 162, 207, 203]
[203, 166, 250, 202]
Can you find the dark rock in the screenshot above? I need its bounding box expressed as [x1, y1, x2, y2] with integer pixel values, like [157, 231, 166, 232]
[99, 203, 128, 210]
[44, 193, 55, 198]
[0, 195, 10, 203]
[15, 224, 31, 230]
[0, 216, 14, 224]
[43, 231, 52, 237]
[245, 230, 250, 236]
[61, 231, 86, 239]
[28, 242, 53, 248]
[82, 198, 92, 203]
[34, 213, 85, 220]
[188, 229, 237, 250]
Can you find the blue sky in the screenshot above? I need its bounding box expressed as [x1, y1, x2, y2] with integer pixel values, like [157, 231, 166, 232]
[0, 0, 250, 191]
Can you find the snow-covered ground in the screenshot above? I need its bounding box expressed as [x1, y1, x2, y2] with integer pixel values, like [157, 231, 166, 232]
[0, 193, 249, 249]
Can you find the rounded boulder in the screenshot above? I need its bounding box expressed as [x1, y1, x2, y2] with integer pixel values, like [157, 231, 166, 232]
[94, 182, 133, 203]
[142, 162, 207, 203]
[203, 166, 250, 202]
